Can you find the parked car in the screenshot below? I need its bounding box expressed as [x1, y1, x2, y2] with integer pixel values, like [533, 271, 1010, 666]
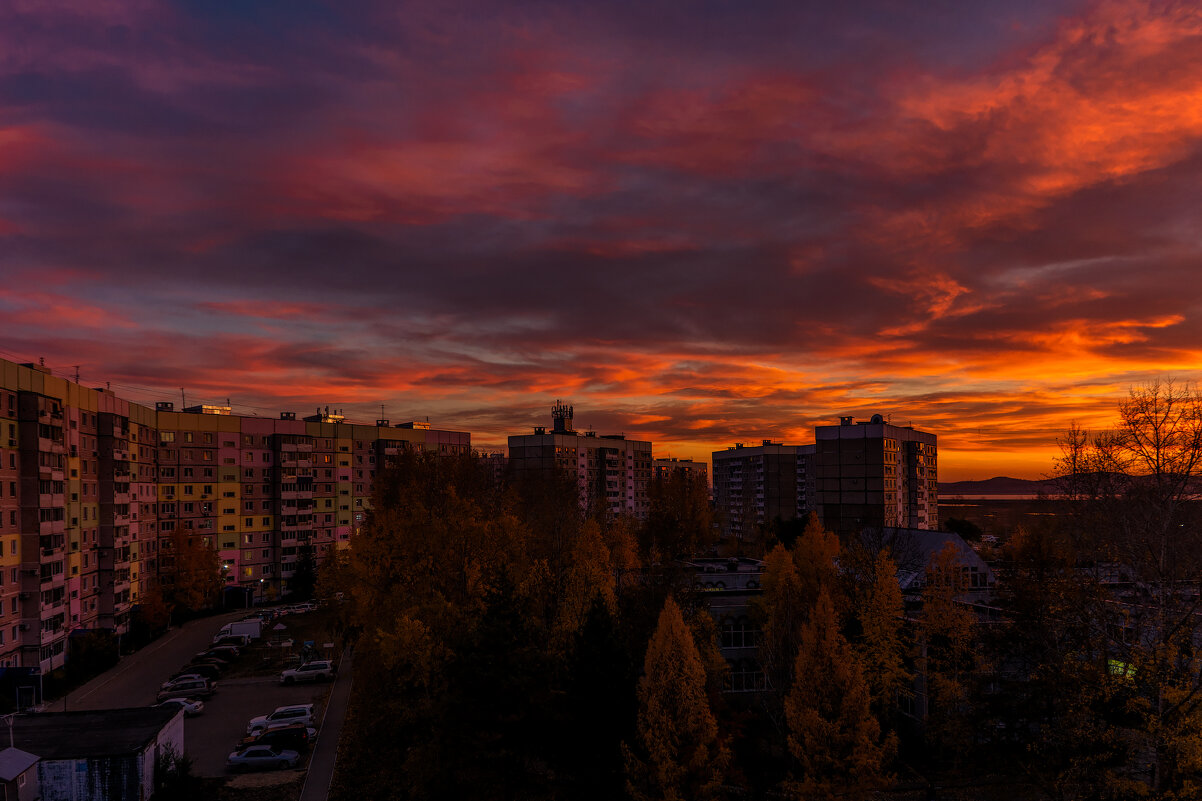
[182, 660, 224, 677]
[226, 745, 300, 772]
[201, 645, 240, 660]
[246, 704, 315, 735]
[280, 660, 336, 685]
[157, 678, 215, 702]
[171, 663, 221, 681]
[213, 634, 251, 649]
[237, 723, 316, 752]
[161, 673, 207, 689]
[155, 697, 205, 717]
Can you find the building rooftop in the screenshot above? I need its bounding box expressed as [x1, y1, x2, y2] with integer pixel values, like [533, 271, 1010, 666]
[0, 748, 38, 781]
[10, 708, 179, 760]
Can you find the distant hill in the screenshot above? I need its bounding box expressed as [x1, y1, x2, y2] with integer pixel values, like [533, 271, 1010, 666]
[939, 476, 1058, 496]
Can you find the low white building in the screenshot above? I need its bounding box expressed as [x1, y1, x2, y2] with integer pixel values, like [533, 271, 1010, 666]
[11, 707, 183, 801]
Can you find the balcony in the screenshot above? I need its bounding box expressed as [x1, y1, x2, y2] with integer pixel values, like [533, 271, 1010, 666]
[38, 519, 65, 536]
[40, 572, 65, 587]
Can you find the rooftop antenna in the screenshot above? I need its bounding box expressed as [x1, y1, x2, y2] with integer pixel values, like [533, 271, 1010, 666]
[181, 388, 186, 407]
[73, 365, 80, 383]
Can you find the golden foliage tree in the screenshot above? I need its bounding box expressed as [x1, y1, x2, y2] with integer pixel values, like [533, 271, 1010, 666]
[756, 543, 808, 694]
[161, 526, 223, 615]
[785, 589, 892, 799]
[349, 452, 530, 686]
[792, 513, 841, 609]
[647, 470, 715, 558]
[856, 550, 909, 721]
[554, 519, 617, 648]
[919, 542, 978, 755]
[625, 596, 730, 801]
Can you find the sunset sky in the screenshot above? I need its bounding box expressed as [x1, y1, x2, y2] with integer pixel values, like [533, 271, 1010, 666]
[3, 1, 1202, 480]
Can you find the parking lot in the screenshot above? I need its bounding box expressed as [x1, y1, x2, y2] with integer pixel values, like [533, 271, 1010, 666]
[187, 673, 329, 777]
[61, 605, 347, 783]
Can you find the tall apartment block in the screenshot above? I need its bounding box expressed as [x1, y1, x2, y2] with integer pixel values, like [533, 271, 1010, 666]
[711, 441, 815, 539]
[507, 402, 652, 519]
[652, 457, 709, 486]
[815, 414, 938, 535]
[0, 358, 469, 673]
[712, 415, 938, 540]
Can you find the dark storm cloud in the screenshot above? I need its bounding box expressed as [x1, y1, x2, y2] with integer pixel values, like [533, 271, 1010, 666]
[3, 0, 1202, 478]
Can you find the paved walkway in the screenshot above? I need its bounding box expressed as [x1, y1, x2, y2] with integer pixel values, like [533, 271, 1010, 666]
[298, 645, 354, 801]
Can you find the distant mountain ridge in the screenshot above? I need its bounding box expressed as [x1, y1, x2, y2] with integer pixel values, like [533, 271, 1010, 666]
[939, 476, 1058, 495]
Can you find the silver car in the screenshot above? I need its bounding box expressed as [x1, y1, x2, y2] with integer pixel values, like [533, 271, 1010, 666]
[226, 745, 299, 771]
[279, 660, 335, 685]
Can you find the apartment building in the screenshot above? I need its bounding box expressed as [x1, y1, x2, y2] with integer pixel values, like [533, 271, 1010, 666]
[711, 441, 815, 539]
[814, 414, 938, 535]
[711, 415, 939, 540]
[652, 457, 709, 486]
[0, 358, 469, 672]
[507, 402, 653, 520]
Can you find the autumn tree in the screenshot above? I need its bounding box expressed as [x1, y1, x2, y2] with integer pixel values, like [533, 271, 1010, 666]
[754, 544, 808, 696]
[625, 596, 729, 801]
[1051, 380, 1202, 796]
[918, 542, 979, 760]
[564, 598, 636, 800]
[553, 519, 617, 650]
[134, 579, 172, 634]
[160, 526, 222, 619]
[791, 513, 840, 609]
[855, 550, 909, 724]
[646, 469, 716, 558]
[287, 544, 317, 600]
[785, 589, 892, 799]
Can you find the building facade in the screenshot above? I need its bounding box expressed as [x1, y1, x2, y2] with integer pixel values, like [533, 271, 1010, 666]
[0, 358, 469, 672]
[507, 402, 653, 520]
[711, 415, 938, 540]
[652, 457, 708, 486]
[711, 441, 815, 539]
[815, 414, 938, 535]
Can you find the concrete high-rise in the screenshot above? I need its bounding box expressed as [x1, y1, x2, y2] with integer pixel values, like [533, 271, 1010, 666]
[507, 402, 652, 520]
[711, 441, 815, 539]
[815, 414, 938, 535]
[711, 415, 938, 540]
[0, 357, 469, 672]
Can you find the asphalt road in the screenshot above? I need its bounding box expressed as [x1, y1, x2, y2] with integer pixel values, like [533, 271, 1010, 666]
[58, 610, 338, 779]
[61, 610, 249, 711]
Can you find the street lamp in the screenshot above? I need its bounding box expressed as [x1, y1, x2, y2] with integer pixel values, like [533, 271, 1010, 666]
[258, 578, 264, 607]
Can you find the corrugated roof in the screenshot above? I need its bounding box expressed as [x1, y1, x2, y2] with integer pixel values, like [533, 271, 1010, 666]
[10, 708, 179, 760]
